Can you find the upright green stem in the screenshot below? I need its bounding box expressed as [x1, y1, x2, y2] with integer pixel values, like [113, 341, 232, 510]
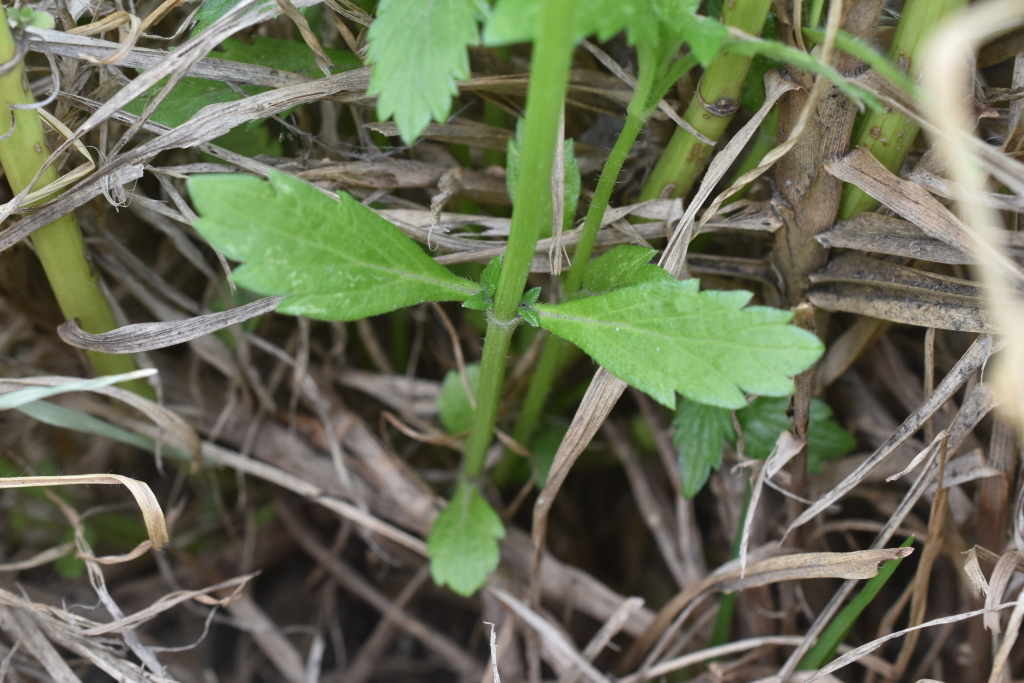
[838, 0, 966, 218]
[0, 11, 147, 393]
[461, 0, 578, 479]
[502, 60, 660, 464]
[563, 111, 646, 294]
[639, 0, 773, 201]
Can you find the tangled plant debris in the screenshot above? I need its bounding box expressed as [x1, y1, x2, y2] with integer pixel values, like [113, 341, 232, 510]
[0, 0, 1023, 681]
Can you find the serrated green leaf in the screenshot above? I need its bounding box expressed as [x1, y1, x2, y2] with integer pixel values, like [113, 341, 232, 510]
[367, 0, 487, 144]
[672, 398, 735, 499]
[581, 245, 673, 296]
[427, 481, 505, 596]
[534, 280, 823, 409]
[438, 363, 482, 434]
[188, 171, 478, 320]
[738, 397, 856, 471]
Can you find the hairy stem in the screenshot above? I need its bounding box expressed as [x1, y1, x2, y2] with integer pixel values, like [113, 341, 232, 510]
[0, 11, 147, 393]
[461, 0, 578, 479]
[638, 0, 773, 201]
[838, 0, 967, 218]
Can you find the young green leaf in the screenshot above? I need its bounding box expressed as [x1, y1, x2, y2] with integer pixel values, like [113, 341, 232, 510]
[188, 171, 478, 320]
[738, 396, 857, 470]
[672, 398, 735, 499]
[580, 245, 673, 297]
[427, 481, 505, 596]
[438, 363, 482, 434]
[479, 256, 503, 299]
[533, 280, 823, 409]
[367, 0, 487, 144]
[519, 287, 542, 327]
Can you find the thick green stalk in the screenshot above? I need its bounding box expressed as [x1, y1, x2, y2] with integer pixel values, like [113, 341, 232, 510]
[502, 62, 658, 465]
[638, 0, 773, 201]
[461, 0, 578, 479]
[0, 12, 147, 393]
[838, 0, 966, 218]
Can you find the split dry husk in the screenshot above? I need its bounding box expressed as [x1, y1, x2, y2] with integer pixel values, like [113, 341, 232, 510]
[0, 0, 1023, 681]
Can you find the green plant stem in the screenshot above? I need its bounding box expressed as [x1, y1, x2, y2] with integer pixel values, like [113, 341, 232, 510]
[638, 0, 773, 202]
[461, 0, 578, 480]
[500, 59, 659, 465]
[838, 0, 966, 218]
[563, 111, 646, 294]
[797, 535, 914, 670]
[0, 12, 147, 394]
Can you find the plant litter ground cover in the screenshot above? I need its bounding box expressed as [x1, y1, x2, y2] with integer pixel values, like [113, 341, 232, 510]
[0, 0, 1023, 681]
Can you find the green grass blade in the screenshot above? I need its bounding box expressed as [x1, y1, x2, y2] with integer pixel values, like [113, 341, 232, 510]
[798, 535, 915, 671]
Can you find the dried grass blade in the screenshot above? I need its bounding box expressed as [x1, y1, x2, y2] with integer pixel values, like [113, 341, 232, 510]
[81, 573, 257, 636]
[824, 148, 1024, 285]
[0, 369, 155, 410]
[0, 474, 168, 550]
[0, 542, 75, 573]
[490, 587, 612, 683]
[786, 334, 996, 536]
[922, 0, 1024, 433]
[58, 296, 284, 353]
[984, 551, 1024, 633]
[0, 606, 81, 683]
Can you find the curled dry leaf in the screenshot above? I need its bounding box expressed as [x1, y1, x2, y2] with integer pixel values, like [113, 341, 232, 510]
[58, 296, 284, 353]
[0, 474, 168, 550]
